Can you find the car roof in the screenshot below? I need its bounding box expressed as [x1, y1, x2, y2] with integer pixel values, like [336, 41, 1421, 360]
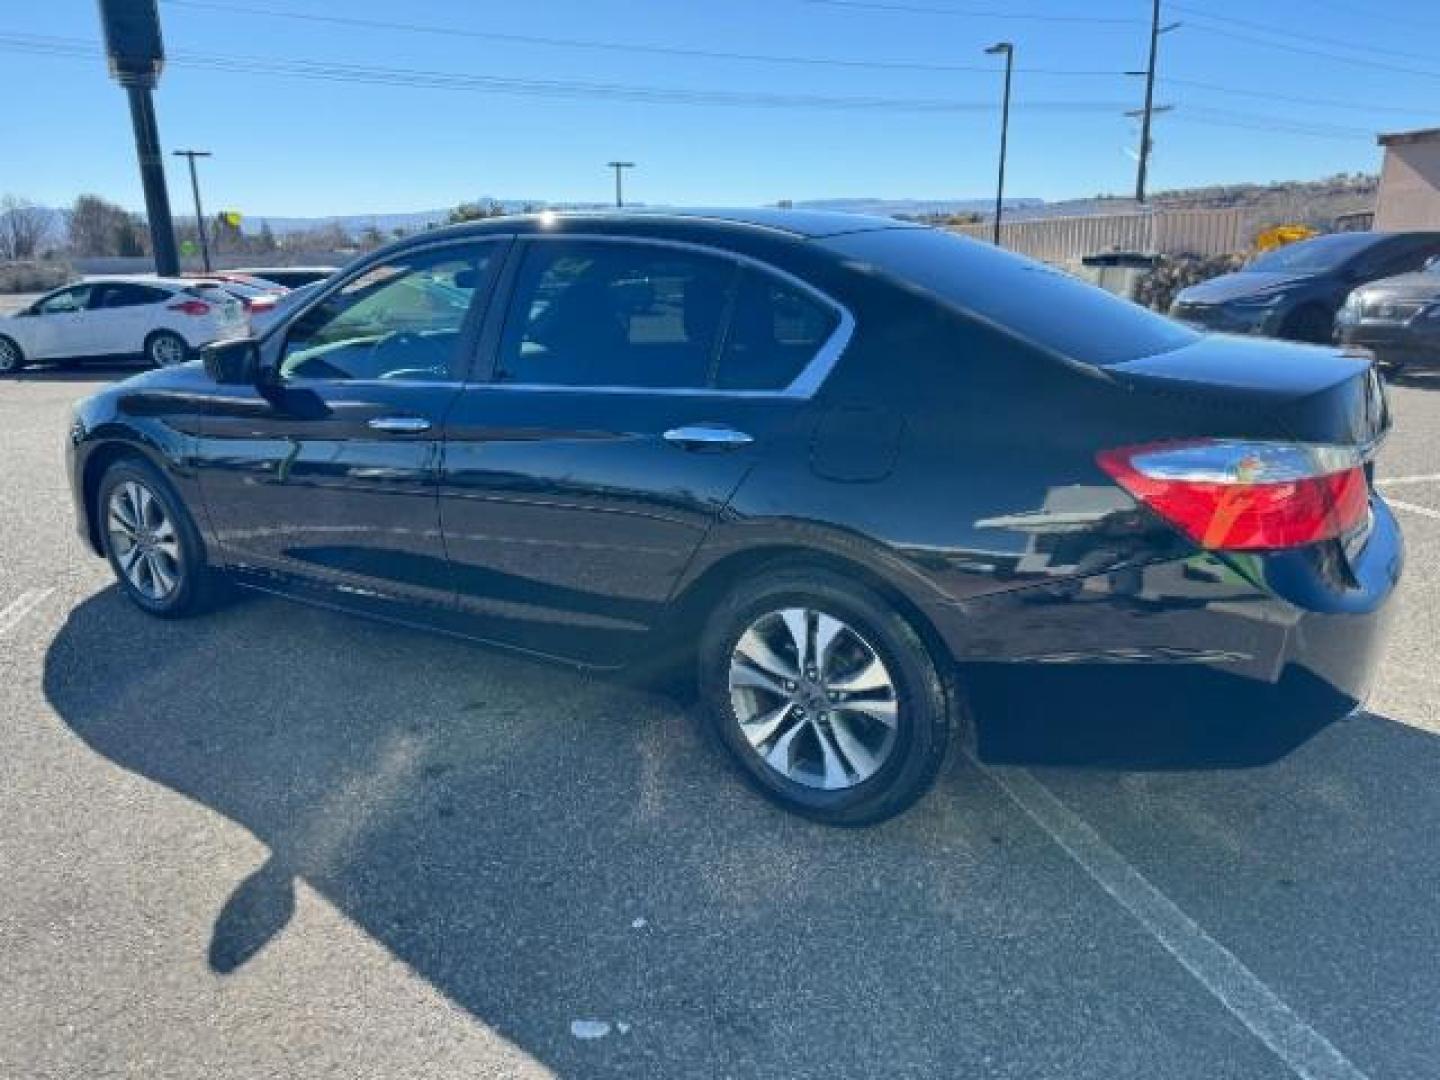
[1293, 230, 1440, 247]
[423, 207, 920, 242]
[77, 275, 188, 288]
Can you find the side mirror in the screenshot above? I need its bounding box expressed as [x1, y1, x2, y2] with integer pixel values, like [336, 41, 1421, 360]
[1425, 254, 1440, 272]
[202, 338, 261, 385]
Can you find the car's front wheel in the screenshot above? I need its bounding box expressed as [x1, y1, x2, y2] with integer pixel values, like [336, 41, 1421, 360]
[98, 458, 218, 618]
[145, 330, 189, 368]
[699, 566, 955, 825]
[0, 335, 25, 375]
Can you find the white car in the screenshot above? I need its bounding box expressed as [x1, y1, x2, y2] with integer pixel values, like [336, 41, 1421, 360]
[0, 277, 247, 375]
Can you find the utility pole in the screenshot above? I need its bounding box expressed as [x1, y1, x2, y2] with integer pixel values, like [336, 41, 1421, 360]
[984, 42, 1014, 246]
[607, 161, 635, 208]
[1130, 0, 1180, 204]
[173, 149, 212, 272]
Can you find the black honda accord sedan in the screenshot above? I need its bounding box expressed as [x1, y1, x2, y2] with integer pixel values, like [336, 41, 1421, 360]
[67, 209, 1401, 824]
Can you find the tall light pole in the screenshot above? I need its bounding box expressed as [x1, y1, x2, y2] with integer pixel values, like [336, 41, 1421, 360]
[98, 0, 179, 276]
[607, 161, 635, 208]
[1129, 0, 1181, 204]
[173, 149, 212, 272]
[984, 42, 1014, 246]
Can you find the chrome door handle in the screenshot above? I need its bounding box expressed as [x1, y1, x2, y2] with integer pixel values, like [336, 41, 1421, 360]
[368, 416, 432, 433]
[663, 425, 754, 450]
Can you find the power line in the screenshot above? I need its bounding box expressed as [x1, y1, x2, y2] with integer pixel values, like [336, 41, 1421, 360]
[0, 34, 1129, 113]
[1160, 76, 1439, 118]
[0, 33, 1392, 142]
[803, 0, 1145, 25]
[1170, 3, 1440, 68]
[159, 0, 1124, 77]
[1177, 107, 1374, 141]
[1301, 0, 1440, 31]
[1182, 23, 1440, 82]
[1170, 3, 1440, 67]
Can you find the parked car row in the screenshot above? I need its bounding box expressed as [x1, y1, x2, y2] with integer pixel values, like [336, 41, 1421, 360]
[1171, 230, 1440, 373]
[0, 266, 338, 375]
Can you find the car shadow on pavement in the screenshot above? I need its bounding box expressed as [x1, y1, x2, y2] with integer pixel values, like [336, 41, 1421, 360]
[41, 586, 1440, 1078]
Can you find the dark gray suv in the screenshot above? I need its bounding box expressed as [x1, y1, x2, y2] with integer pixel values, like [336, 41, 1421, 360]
[1172, 231, 1440, 343]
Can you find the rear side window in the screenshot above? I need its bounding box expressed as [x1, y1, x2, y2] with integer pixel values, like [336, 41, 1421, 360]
[1352, 235, 1440, 279]
[824, 228, 1197, 366]
[715, 270, 840, 391]
[93, 283, 169, 308]
[495, 241, 738, 389]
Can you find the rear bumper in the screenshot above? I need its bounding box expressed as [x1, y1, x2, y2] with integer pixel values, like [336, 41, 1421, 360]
[926, 496, 1402, 716]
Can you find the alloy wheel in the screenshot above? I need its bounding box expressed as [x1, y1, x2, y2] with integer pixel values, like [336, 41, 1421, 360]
[0, 338, 20, 373]
[107, 480, 182, 601]
[728, 607, 899, 790]
[150, 334, 186, 367]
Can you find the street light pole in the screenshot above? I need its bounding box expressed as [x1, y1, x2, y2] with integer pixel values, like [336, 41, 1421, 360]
[985, 42, 1014, 246]
[173, 149, 212, 272]
[607, 161, 635, 208]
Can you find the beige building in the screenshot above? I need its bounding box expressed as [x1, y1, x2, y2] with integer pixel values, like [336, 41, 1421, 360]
[1375, 127, 1440, 231]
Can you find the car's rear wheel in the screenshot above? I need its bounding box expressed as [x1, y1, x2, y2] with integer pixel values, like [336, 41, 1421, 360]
[0, 336, 25, 375]
[698, 566, 954, 825]
[145, 330, 189, 368]
[98, 458, 218, 618]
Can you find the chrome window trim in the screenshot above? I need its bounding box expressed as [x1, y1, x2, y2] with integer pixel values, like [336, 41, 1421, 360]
[490, 233, 855, 400]
[277, 377, 467, 391]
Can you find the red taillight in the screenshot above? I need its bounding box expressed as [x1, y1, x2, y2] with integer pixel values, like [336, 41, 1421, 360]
[167, 299, 211, 316]
[1097, 439, 1371, 551]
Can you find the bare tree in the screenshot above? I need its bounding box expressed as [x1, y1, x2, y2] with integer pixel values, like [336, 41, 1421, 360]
[0, 195, 56, 261]
[69, 194, 138, 256]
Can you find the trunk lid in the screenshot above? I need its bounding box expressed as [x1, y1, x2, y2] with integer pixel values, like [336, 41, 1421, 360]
[1106, 334, 1388, 449]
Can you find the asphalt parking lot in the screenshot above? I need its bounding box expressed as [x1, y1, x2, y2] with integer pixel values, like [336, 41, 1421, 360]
[3, 359, 1440, 1080]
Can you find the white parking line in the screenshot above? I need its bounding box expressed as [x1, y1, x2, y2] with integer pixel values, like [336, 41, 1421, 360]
[1376, 474, 1440, 487]
[974, 758, 1370, 1080]
[0, 588, 54, 638]
[1386, 498, 1440, 522]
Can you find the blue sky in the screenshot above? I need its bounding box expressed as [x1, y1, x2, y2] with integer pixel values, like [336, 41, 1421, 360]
[3, 0, 1439, 217]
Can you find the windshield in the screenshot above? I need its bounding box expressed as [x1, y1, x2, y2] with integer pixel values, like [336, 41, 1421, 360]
[1248, 232, 1380, 273]
[824, 227, 1197, 366]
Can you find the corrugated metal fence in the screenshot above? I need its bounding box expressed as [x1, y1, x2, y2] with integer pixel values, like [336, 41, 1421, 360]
[951, 208, 1247, 264]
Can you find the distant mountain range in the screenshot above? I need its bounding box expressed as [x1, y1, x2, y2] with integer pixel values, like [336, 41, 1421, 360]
[249, 196, 1046, 235]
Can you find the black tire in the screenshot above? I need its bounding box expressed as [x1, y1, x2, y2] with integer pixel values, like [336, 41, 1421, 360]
[698, 565, 954, 826]
[0, 335, 25, 375]
[145, 330, 190, 368]
[1280, 305, 1334, 344]
[97, 457, 220, 618]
